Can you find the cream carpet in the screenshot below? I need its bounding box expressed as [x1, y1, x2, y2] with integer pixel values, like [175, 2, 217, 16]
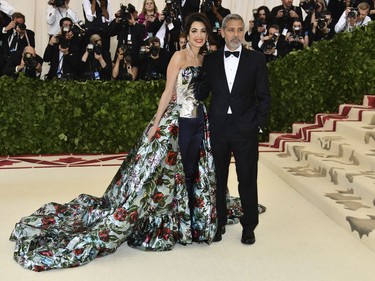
[1, 160, 375, 281]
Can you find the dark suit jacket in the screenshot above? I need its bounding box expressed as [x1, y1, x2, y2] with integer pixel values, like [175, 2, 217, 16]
[3, 50, 42, 78]
[201, 47, 271, 138]
[3, 29, 35, 58]
[43, 40, 81, 80]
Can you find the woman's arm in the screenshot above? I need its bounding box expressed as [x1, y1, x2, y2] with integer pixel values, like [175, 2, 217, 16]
[147, 51, 181, 141]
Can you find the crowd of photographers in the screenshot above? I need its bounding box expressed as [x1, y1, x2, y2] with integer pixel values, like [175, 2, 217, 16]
[0, 0, 373, 80]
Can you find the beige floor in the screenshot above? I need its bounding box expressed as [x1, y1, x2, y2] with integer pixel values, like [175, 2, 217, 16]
[1, 161, 375, 281]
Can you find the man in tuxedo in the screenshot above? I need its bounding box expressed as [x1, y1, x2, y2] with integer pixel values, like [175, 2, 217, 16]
[200, 14, 271, 245]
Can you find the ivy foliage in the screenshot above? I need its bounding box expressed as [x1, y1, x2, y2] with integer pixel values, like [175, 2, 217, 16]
[0, 22, 374, 155]
[267, 21, 375, 135]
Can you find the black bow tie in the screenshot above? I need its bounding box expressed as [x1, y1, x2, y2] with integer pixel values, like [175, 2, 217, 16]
[224, 51, 240, 58]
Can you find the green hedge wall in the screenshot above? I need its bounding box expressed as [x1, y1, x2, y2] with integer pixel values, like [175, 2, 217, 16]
[0, 22, 374, 155]
[0, 78, 163, 155]
[267, 21, 375, 134]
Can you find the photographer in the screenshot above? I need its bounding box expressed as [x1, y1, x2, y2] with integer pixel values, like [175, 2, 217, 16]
[310, 10, 335, 43]
[245, 6, 274, 52]
[109, 3, 146, 73]
[46, 0, 79, 37]
[286, 19, 309, 50]
[258, 24, 290, 62]
[335, 1, 371, 32]
[155, 0, 183, 54]
[138, 36, 171, 81]
[82, 0, 114, 53]
[138, 0, 163, 37]
[43, 17, 81, 80]
[2, 12, 35, 60]
[3, 46, 43, 78]
[112, 46, 136, 81]
[271, 0, 303, 32]
[201, 0, 230, 48]
[80, 33, 111, 80]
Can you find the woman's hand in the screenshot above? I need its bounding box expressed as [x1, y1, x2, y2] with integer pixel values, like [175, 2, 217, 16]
[147, 126, 158, 142]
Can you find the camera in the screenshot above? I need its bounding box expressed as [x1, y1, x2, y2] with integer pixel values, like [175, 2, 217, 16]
[149, 43, 160, 57]
[317, 15, 327, 30]
[23, 52, 37, 68]
[15, 22, 26, 31]
[120, 44, 132, 63]
[48, 0, 65, 8]
[261, 33, 278, 53]
[87, 43, 102, 55]
[348, 8, 358, 19]
[70, 20, 86, 37]
[118, 3, 132, 22]
[58, 25, 71, 48]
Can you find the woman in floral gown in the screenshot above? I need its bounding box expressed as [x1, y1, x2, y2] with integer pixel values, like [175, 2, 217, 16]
[9, 13, 242, 272]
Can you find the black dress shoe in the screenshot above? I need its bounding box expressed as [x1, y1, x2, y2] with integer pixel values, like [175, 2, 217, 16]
[241, 229, 255, 245]
[213, 226, 226, 242]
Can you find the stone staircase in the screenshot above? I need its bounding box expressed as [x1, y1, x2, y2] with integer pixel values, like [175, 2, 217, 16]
[259, 95, 375, 252]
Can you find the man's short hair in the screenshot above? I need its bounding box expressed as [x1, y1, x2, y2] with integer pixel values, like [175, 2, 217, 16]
[148, 36, 160, 45]
[357, 2, 370, 11]
[12, 12, 25, 21]
[222, 14, 244, 30]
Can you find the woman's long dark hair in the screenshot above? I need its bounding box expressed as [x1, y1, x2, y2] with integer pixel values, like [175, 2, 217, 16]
[184, 12, 212, 54]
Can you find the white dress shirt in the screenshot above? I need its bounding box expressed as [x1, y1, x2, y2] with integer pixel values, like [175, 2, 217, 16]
[224, 45, 242, 114]
[82, 0, 114, 23]
[46, 6, 79, 36]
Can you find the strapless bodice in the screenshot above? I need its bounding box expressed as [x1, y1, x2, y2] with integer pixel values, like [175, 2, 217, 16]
[176, 66, 203, 118]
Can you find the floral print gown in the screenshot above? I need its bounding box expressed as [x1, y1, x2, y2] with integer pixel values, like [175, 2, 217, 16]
[9, 66, 245, 272]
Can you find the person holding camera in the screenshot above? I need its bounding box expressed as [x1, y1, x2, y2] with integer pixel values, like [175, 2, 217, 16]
[112, 45, 136, 80]
[271, 0, 303, 33]
[3, 46, 43, 78]
[138, 36, 171, 81]
[258, 24, 290, 62]
[80, 33, 111, 80]
[335, 1, 371, 32]
[155, 1, 183, 54]
[2, 12, 35, 60]
[286, 18, 309, 50]
[245, 6, 274, 52]
[201, 0, 230, 49]
[82, 0, 114, 53]
[46, 0, 79, 37]
[138, 0, 163, 37]
[310, 10, 336, 43]
[43, 17, 81, 80]
[109, 3, 146, 75]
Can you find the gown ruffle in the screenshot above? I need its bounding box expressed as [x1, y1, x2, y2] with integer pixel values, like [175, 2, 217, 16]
[9, 66, 260, 272]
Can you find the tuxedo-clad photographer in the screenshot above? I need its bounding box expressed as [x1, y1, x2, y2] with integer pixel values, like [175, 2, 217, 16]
[310, 10, 336, 43]
[82, 0, 114, 53]
[156, 1, 183, 54]
[335, 1, 371, 32]
[3, 46, 43, 78]
[245, 6, 275, 52]
[2, 12, 35, 60]
[271, 0, 303, 32]
[285, 19, 309, 50]
[80, 34, 111, 80]
[138, 36, 171, 81]
[43, 17, 81, 80]
[258, 24, 290, 62]
[46, 0, 79, 38]
[109, 3, 146, 72]
[201, 0, 230, 48]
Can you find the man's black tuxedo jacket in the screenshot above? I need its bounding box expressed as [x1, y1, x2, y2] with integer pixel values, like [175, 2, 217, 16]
[201, 48, 271, 138]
